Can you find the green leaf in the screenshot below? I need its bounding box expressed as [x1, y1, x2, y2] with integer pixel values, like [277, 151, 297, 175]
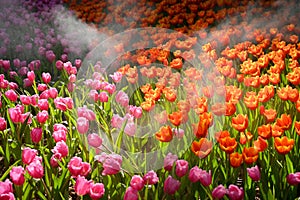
[286, 155, 294, 174]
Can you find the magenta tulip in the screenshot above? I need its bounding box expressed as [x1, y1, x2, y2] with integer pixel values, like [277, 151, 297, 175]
[227, 184, 244, 200]
[212, 184, 227, 199]
[89, 183, 105, 200]
[30, 128, 43, 144]
[247, 165, 261, 182]
[22, 147, 37, 165]
[143, 170, 159, 185]
[124, 186, 138, 200]
[130, 175, 145, 191]
[164, 153, 178, 171]
[74, 176, 92, 196]
[164, 176, 180, 195]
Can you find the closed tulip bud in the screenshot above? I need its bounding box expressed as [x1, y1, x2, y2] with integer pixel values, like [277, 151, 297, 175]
[164, 153, 178, 171]
[30, 128, 43, 143]
[247, 165, 261, 181]
[164, 176, 180, 195]
[5, 89, 18, 102]
[77, 117, 89, 134]
[199, 170, 212, 186]
[124, 186, 138, 200]
[88, 133, 102, 148]
[10, 166, 25, 185]
[37, 110, 48, 123]
[188, 166, 202, 183]
[0, 117, 7, 131]
[27, 71, 35, 82]
[130, 175, 145, 191]
[42, 72, 51, 84]
[212, 184, 227, 199]
[22, 147, 37, 165]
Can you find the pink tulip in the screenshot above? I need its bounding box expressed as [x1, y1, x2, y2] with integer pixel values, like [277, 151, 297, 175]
[52, 130, 67, 142]
[175, 159, 189, 177]
[67, 83, 75, 92]
[26, 157, 44, 179]
[104, 84, 116, 94]
[173, 128, 184, 138]
[0, 117, 7, 131]
[116, 91, 129, 107]
[199, 170, 212, 187]
[164, 153, 178, 171]
[40, 90, 50, 99]
[37, 110, 48, 123]
[77, 117, 89, 134]
[164, 176, 181, 195]
[78, 106, 96, 121]
[2, 60, 10, 70]
[89, 183, 105, 200]
[287, 172, 300, 185]
[56, 60, 64, 70]
[111, 114, 123, 128]
[80, 162, 91, 177]
[0, 192, 14, 200]
[247, 165, 261, 182]
[130, 175, 145, 191]
[30, 128, 43, 144]
[42, 72, 51, 84]
[5, 89, 18, 102]
[54, 123, 67, 132]
[8, 105, 23, 123]
[98, 91, 108, 102]
[128, 105, 142, 118]
[68, 157, 83, 177]
[74, 176, 92, 196]
[88, 133, 102, 148]
[212, 184, 227, 199]
[124, 122, 136, 136]
[9, 82, 18, 90]
[75, 59, 82, 69]
[52, 141, 69, 158]
[0, 179, 13, 195]
[124, 187, 138, 200]
[45, 50, 56, 62]
[101, 154, 122, 176]
[27, 71, 35, 82]
[10, 166, 25, 185]
[227, 184, 244, 200]
[188, 166, 202, 183]
[20, 95, 31, 105]
[143, 170, 159, 185]
[22, 147, 37, 165]
[54, 98, 67, 111]
[38, 99, 49, 111]
[89, 90, 98, 102]
[109, 71, 122, 83]
[31, 95, 38, 106]
[50, 152, 62, 168]
[48, 87, 58, 99]
[38, 83, 48, 91]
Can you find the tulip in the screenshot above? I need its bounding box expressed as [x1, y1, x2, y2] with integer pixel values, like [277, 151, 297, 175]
[68, 157, 83, 177]
[164, 153, 178, 171]
[124, 122, 136, 136]
[52, 141, 69, 158]
[27, 71, 35, 82]
[52, 130, 67, 142]
[191, 138, 213, 158]
[77, 106, 96, 121]
[37, 110, 49, 123]
[42, 72, 51, 84]
[88, 133, 102, 148]
[227, 184, 244, 200]
[80, 162, 91, 177]
[247, 165, 261, 181]
[155, 125, 173, 142]
[164, 176, 180, 195]
[199, 170, 212, 186]
[30, 128, 43, 144]
[110, 71, 122, 83]
[116, 91, 129, 107]
[0, 179, 13, 195]
[89, 183, 105, 200]
[188, 166, 202, 183]
[77, 117, 89, 134]
[48, 87, 58, 99]
[143, 170, 159, 185]
[20, 95, 32, 105]
[175, 159, 189, 177]
[26, 157, 44, 179]
[212, 184, 227, 199]
[50, 153, 62, 168]
[5, 89, 18, 102]
[98, 91, 108, 102]
[102, 155, 122, 176]
[10, 166, 25, 185]
[130, 175, 145, 191]
[74, 176, 92, 196]
[287, 172, 300, 185]
[38, 99, 49, 110]
[124, 186, 138, 200]
[22, 147, 37, 165]
[0, 117, 7, 131]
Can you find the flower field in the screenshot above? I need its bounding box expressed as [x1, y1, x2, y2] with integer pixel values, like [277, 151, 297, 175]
[1, 0, 300, 199]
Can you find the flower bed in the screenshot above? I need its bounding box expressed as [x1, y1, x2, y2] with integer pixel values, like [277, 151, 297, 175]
[1, 0, 300, 199]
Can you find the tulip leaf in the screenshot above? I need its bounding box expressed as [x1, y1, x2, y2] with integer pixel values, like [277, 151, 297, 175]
[0, 159, 21, 181]
[286, 155, 294, 174]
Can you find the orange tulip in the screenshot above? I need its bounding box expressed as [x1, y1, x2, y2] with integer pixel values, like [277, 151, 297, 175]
[230, 152, 243, 168]
[155, 126, 173, 142]
[271, 124, 284, 137]
[258, 124, 272, 139]
[225, 102, 236, 116]
[262, 108, 277, 123]
[168, 111, 182, 127]
[274, 136, 294, 155]
[275, 114, 292, 130]
[194, 112, 213, 138]
[242, 147, 259, 164]
[177, 100, 190, 112]
[244, 91, 259, 110]
[295, 121, 300, 135]
[232, 114, 248, 132]
[219, 136, 237, 154]
[254, 136, 268, 152]
[191, 138, 213, 158]
[240, 132, 253, 145]
[211, 102, 226, 116]
[163, 87, 177, 102]
[170, 58, 183, 70]
[215, 130, 230, 142]
[195, 97, 208, 115]
[141, 100, 155, 112]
